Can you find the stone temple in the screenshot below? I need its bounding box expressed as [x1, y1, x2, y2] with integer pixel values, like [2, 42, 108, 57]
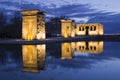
[21, 10, 104, 40]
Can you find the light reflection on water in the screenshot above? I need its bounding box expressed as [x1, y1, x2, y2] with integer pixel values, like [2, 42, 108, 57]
[21, 41, 103, 72]
[22, 45, 46, 72]
[0, 41, 120, 80]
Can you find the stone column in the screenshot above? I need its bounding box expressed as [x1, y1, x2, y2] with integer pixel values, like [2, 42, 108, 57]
[37, 12, 46, 40]
[21, 10, 46, 40]
[61, 19, 75, 38]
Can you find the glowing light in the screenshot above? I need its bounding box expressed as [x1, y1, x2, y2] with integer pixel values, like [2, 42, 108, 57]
[22, 44, 46, 72]
[75, 41, 104, 54]
[61, 43, 74, 60]
[21, 10, 46, 40]
[61, 19, 75, 38]
[75, 23, 104, 36]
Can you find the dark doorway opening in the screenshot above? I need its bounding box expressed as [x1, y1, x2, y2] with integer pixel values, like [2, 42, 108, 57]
[85, 26, 89, 35]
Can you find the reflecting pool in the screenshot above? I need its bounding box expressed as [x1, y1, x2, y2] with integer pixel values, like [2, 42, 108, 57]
[0, 41, 120, 80]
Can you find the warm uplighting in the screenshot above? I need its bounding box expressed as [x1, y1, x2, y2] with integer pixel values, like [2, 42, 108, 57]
[61, 41, 103, 60]
[76, 23, 104, 36]
[61, 19, 75, 38]
[28, 36, 33, 40]
[20, 8, 105, 40]
[71, 30, 75, 37]
[21, 9, 104, 39]
[61, 20, 104, 37]
[21, 10, 46, 40]
[37, 33, 46, 40]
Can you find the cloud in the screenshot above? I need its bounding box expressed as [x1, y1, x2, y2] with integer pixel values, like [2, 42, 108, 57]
[6, 12, 11, 15]
[0, 1, 21, 11]
[70, 17, 91, 23]
[0, 5, 20, 11]
[1, 0, 120, 13]
[0, 0, 120, 33]
[19, 0, 120, 13]
[46, 14, 55, 17]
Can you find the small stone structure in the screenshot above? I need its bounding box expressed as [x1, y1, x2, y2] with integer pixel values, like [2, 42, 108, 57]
[76, 23, 104, 36]
[61, 19, 75, 38]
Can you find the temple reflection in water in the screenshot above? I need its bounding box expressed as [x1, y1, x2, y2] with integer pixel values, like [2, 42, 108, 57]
[61, 41, 103, 59]
[22, 44, 46, 72]
[22, 41, 104, 72]
[61, 43, 74, 60]
[76, 41, 104, 54]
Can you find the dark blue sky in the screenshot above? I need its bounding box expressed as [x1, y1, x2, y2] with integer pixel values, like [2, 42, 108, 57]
[0, 0, 120, 33]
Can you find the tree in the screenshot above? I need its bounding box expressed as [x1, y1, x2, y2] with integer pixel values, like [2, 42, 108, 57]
[0, 12, 6, 28]
[0, 12, 7, 38]
[46, 16, 68, 37]
[8, 12, 22, 38]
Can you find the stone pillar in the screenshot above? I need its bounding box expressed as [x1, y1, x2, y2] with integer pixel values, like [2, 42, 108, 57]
[21, 10, 46, 40]
[61, 20, 75, 38]
[98, 24, 104, 35]
[37, 12, 46, 40]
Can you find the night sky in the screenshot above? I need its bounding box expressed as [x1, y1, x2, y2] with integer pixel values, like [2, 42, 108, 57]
[0, 0, 120, 33]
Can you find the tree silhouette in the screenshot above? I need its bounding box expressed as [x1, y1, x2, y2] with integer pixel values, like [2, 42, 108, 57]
[0, 12, 6, 28]
[0, 11, 22, 38]
[46, 16, 68, 37]
[0, 12, 7, 38]
[10, 12, 22, 38]
[0, 12, 67, 39]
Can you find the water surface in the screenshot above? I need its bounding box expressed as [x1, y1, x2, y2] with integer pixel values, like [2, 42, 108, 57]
[0, 41, 120, 80]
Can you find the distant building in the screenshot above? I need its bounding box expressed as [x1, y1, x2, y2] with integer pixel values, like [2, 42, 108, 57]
[21, 10, 46, 40]
[61, 19, 75, 38]
[76, 23, 104, 36]
[61, 20, 104, 37]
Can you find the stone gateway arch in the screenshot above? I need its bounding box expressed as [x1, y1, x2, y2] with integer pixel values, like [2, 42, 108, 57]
[21, 10, 46, 40]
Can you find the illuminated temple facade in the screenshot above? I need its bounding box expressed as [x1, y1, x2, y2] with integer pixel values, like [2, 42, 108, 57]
[76, 23, 104, 36]
[21, 9, 104, 39]
[61, 19, 104, 38]
[61, 20, 75, 38]
[21, 10, 46, 40]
